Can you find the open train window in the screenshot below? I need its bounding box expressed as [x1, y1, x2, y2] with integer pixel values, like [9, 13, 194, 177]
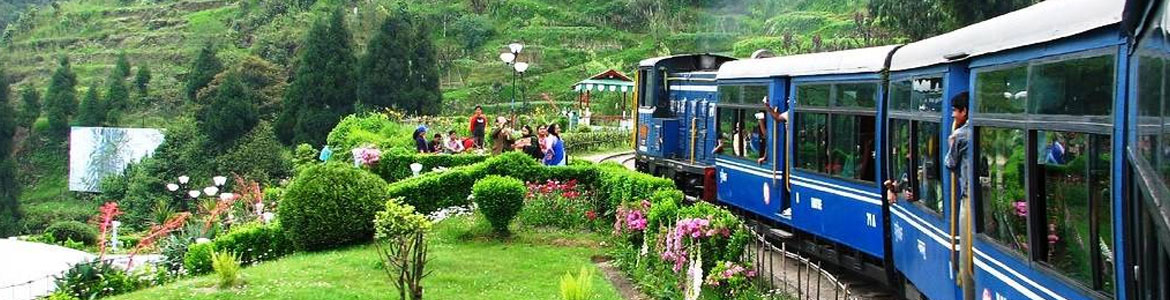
[793, 82, 878, 183]
[972, 50, 1117, 293]
[888, 77, 944, 214]
[715, 84, 770, 163]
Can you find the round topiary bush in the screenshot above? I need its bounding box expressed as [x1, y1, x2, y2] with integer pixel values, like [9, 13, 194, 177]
[45, 221, 98, 245]
[472, 175, 526, 235]
[280, 162, 390, 251]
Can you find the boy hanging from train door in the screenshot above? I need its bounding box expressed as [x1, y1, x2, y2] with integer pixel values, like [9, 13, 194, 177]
[944, 92, 974, 300]
[761, 96, 791, 217]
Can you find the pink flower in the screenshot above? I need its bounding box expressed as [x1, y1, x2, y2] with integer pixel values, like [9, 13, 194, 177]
[1013, 201, 1028, 217]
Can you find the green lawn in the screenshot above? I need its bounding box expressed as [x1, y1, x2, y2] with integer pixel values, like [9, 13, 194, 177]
[112, 216, 624, 300]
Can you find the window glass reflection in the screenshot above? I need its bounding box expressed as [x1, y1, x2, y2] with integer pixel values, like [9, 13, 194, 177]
[977, 66, 1029, 114]
[978, 127, 1029, 256]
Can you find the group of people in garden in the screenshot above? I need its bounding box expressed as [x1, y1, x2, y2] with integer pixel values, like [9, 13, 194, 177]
[411, 106, 567, 166]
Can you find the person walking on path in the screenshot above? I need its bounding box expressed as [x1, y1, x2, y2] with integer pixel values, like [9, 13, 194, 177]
[491, 116, 514, 155]
[469, 106, 488, 149]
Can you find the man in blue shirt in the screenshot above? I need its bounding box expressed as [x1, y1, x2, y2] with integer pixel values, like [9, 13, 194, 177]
[944, 92, 973, 300]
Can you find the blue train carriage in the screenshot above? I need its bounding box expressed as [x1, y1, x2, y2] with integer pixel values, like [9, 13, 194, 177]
[715, 45, 900, 282]
[634, 54, 735, 198]
[1121, 0, 1170, 299]
[888, 0, 1131, 299]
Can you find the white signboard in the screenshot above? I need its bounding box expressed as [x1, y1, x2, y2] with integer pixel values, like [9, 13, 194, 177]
[68, 127, 166, 192]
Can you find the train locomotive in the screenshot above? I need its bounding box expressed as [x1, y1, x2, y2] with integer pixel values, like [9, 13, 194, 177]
[631, 0, 1170, 299]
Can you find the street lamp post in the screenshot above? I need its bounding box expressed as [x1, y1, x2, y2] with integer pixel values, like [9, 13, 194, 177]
[167, 175, 227, 212]
[499, 43, 526, 115]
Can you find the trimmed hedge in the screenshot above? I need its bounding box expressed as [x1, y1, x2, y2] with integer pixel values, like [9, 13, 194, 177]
[472, 176, 527, 234]
[370, 152, 488, 183]
[182, 222, 293, 274]
[280, 162, 390, 251]
[385, 152, 672, 216]
[45, 221, 98, 245]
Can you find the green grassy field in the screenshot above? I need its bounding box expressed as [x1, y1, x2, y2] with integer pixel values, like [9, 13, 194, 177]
[111, 216, 623, 300]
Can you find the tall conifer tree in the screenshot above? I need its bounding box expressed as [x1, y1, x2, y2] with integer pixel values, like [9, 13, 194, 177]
[77, 82, 105, 126]
[17, 85, 39, 129]
[357, 5, 441, 115]
[278, 8, 355, 146]
[186, 44, 223, 103]
[198, 72, 258, 143]
[0, 66, 21, 236]
[44, 56, 78, 132]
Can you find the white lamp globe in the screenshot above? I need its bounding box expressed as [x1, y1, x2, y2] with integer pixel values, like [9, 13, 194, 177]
[514, 62, 529, 73]
[203, 186, 220, 197]
[213, 176, 228, 187]
[188, 190, 201, 198]
[410, 163, 424, 177]
[508, 43, 523, 54]
[166, 183, 180, 192]
[178, 175, 190, 184]
[499, 52, 515, 64]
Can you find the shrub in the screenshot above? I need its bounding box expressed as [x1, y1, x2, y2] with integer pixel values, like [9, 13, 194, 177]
[184, 242, 215, 275]
[517, 179, 595, 230]
[373, 199, 430, 300]
[280, 162, 389, 251]
[211, 250, 242, 288]
[326, 113, 415, 161]
[53, 259, 142, 299]
[559, 266, 595, 300]
[472, 175, 526, 235]
[370, 152, 487, 183]
[212, 222, 293, 265]
[45, 221, 98, 246]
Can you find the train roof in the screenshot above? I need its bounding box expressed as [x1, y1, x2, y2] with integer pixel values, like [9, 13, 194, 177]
[638, 53, 736, 68]
[715, 45, 899, 80]
[890, 0, 1124, 71]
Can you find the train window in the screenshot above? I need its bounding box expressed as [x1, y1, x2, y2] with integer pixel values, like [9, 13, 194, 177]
[976, 65, 1028, 115]
[828, 115, 876, 181]
[913, 78, 944, 112]
[798, 84, 830, 106]
[718, 86, 743, 104]
[890, 81, 913, 111]
[916, 121, 943, 212]
[889, 119, 912, 202]
[744, 85, 768, 105]
[1035, 131, 1113, 291]
[637, 69, 649, 107]
[796, 113, 828, 172]
[715, 108, 766, 161]
[977, 127, 1029, 257]
[834, 83, 878, 108]
[1137, 55, 1163, 165]
[1029, 54, 1115, 116]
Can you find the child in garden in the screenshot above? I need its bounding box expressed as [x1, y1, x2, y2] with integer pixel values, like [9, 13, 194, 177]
[468, 106, 488, 149]
[445, 130, 465, 154]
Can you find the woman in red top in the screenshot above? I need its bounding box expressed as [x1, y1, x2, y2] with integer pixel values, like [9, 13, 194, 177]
[468, 106, 488, 149]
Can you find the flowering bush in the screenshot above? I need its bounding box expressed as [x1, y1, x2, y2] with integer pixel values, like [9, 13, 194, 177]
[517, 179, 598, 230]
[353, 145, 382, 168]
[704, 261, 757, 298]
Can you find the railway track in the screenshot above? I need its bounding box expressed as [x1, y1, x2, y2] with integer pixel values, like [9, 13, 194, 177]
[594, 151, 635, 169]
[742, 219, 897, 300]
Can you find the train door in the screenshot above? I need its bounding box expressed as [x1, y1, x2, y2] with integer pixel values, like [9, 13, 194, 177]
[886, 73, 959, 300]
[714, 81, 785, 219]
[1127, 2, 1170, 297]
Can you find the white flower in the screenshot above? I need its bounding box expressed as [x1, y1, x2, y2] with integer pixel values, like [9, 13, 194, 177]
[685, 249, 703, 300]
[195, 238, 212, 244]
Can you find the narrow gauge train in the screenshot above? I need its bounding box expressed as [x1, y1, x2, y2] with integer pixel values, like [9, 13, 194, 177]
[632, 0, 1170, 299]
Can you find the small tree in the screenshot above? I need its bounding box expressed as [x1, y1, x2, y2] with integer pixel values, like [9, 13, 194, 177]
[114, 52, 131, 79]
[17, 85, 40, 128]
[186, 43, 223, 103]
[198, 72, 258, 143]
[374, 199, 431, 300]
[44, 56, 78, 132]
[0, 66, 20, 236]
[472, 175, 526, 235]
[134, 64, 151, 100]
[76, 82, 105, 126]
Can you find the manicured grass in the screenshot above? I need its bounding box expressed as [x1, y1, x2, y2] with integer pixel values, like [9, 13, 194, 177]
[111, 216, 623, 299]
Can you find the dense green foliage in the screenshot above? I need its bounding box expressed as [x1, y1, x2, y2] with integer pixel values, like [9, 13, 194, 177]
[870, 0, 1038, 40]
[0, 66, 20, 236]
[55, 259, 146, 300]
[45, 220, 97, 245]
[183, 242, 215, 275]
[472, 175, 527, 235]
[134, 64, 151, 100]
[277, 9, 355, 146]
[76, 82, 104, 126]
[44, 56, 77, 132]
[17, 85, 40, 128]
[280, 162, 388, 251]
[185, 44, 223, 103]
[207, 222, 294, 267]
[325, 113, 416, 157]
[103, 62, 130, 124]
[358, 5, 441, 115]
[197, 72, 258, 143]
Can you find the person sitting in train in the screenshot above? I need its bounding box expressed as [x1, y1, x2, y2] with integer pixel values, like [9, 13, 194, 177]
[751, 111, 768, 164]
[758, 97, 790, 164]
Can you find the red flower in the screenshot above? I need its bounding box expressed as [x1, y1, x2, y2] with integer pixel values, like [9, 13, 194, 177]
[586, 210, 597, 221]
